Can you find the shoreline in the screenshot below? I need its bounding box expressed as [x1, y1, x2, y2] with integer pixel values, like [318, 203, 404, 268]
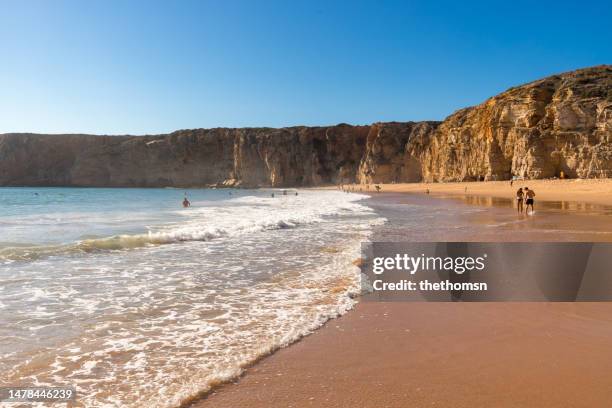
[194, 182, 612, 407]
[194, 301, 612, 408]
[356, 179, 612, 206]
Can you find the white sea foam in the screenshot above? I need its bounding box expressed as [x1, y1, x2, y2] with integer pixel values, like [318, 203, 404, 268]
[0, 191, 376, 261]
[0, 189, 384, 407]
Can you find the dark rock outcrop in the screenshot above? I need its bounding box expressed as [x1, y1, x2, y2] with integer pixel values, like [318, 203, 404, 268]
[0, 66, 610, 187]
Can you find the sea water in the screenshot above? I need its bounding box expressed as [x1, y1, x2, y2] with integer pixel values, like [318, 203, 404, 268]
[0, 187, 383, 407]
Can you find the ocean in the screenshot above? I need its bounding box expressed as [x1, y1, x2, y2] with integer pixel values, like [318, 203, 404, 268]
[0, 187, 383, 407]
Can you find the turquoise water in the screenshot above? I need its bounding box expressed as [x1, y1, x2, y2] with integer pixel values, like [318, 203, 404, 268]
[0, 187, 383, 407]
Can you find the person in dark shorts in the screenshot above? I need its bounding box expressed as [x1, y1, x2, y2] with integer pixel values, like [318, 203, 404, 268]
[524, 187, 535, 214]
[516, 188, 525, 213]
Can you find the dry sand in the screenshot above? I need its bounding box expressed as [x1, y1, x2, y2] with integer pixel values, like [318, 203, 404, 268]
[366, 179, 612, 206]
[193, 180, 612, 408]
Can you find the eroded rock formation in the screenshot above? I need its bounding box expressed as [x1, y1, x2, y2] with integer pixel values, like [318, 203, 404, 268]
[421, 65, 611, 181]
[0, 66, 610, 187]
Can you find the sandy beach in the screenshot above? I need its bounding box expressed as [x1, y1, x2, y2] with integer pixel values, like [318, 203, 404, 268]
[365, 179, 612, 206]
[197, 302, 612, 408]
[195, 182, 612, 408]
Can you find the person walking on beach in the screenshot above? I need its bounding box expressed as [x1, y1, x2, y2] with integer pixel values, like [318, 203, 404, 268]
[516, 188, 524, 214]
[524, 187, 535, 214]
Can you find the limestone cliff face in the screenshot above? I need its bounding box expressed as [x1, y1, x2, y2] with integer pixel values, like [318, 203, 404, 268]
[421, 65, 611, 181]
[0, 126, 371, 187]
[0, 131, 236, 187]
[0, 66, 610, 187]
[357, 121, 439, 183]
[229, 125, 370, 187]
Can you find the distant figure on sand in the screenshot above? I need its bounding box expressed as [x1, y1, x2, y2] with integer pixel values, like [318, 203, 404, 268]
[375, 185, 381, 193]
[524, 187, 536, 214]
[182, 196, 191, 208]
[516, 188, 524, 214]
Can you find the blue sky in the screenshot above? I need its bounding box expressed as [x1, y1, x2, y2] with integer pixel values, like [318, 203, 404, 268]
[1, 0, 610, 134]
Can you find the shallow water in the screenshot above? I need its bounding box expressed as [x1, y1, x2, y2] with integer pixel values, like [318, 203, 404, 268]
[0, 188, 383, 407]
[367, 192, 612, 242]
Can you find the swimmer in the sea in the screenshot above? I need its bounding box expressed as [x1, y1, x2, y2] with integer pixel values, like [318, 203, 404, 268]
[182, 196, 191, 208]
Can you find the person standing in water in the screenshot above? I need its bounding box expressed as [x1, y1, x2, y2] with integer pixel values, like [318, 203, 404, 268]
[182, 195, 191, 208]
[524, 187, 536, 214]
[516, 187, 524, 214]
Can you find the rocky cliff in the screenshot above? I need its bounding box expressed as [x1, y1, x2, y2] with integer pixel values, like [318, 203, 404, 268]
[0, 125, 374, 187]
[421, 65, 611, 181]
[0, 66, 610, 187]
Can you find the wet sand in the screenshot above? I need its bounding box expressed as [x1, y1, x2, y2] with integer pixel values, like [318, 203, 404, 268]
[193, 189, 612, 408]
[364, 191, 612, 242]
[365, 178, 612, 206]
[197, 302, 612, 408]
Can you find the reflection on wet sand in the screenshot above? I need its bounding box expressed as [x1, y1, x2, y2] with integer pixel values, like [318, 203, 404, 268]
[460, 194, 612, 216]
[367, 192, 612, 242]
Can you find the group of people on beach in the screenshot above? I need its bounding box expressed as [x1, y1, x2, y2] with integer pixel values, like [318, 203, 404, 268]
[271, 190, 298, 197]
[339, 184, 364, 193]
[516, 187, 536, 214]
[338, 183, 381, 193]
[182, 189, 299, 206]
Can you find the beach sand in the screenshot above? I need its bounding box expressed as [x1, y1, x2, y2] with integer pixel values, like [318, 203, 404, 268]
[193, 182, 612, 408]
[197, 302, 612, 408]
[366, 178, 612, 206]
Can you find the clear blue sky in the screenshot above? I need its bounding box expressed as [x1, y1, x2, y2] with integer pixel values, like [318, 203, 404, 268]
[1, 0, 610, 135]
